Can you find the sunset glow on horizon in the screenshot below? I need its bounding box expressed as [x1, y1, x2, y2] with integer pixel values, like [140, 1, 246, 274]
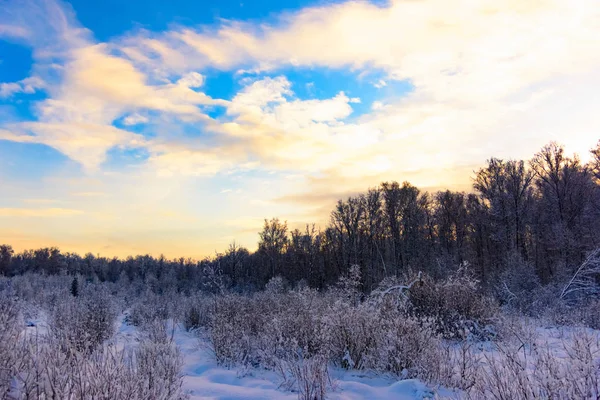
[1, 0, 598, 259]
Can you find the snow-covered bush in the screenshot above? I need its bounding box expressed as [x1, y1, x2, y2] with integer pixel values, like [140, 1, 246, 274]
[182, 295, 212, 332]
[125, 290, 177, 327]
[208, 294, 259, 366]
[374, 308, 439, 377]
[403, 268, 498, 339]
[278, 355, 332, 400]
[429, 340, 482, 391]
[324, 298, 439, 378]
[183, 304, 202, 332]
[7, 334, 186, 400]
[258, 289, 330, 365]
[203, 284, 441, 382]
[324, 300, 378, 370]
[497, 252, 541, 313]
[464, 328, 600, 399]
[50, 289, 117, 354]
[2, 282, 186, 400]
[205, 288, 332, 368]
[135, 339, 185, 399]
[582, 300, 600, 329]
[265, 275, 287, 294]
[0, 294, 22, 396]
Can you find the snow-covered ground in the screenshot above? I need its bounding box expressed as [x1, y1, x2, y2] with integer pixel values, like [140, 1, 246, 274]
[17, 312, 599, 400]
[174, 327, 450, 400]
[112, 316, 453, 400]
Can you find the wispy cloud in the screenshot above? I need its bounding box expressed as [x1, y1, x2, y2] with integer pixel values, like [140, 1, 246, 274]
[123, 113, 149, 126]
[0, 208, 83, 217]
[70, 192, 107, 197]
[0, 23, 31, 39]
[0, 77, 45, 98]
[22, 199, 61, 204]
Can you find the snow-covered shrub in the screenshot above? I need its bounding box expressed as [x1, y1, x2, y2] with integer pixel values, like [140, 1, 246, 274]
[335, 264, 362, 306]
[324, 298, 439, 378]
[496, 314, 539, 352]
[324, 300, 378, 370]
[546, 298, 600, 330]
[208, 294, 261, 366]
[4, 291, 185, 400]
[126, 291, 172, 327]
[497, 252, 541, 313]
[183, 304, 202, 332]
[206, 289, 333, 369]
[373, 309, 439, 377]
[135, 339, 185, 399]
[582, 300, 600, 329]
[279, 355, 332, 400]
[204, 286, 440, 383]
[404, 268, 497, 339]
[467, 328, 600, 399]
[49, 289, 116, 354]
[0, 294, 22, 396]
[429, 340, 482, 391]
[265, 275, 287, 294]
[139, 318, 176, 344]
[8, 333, 186, 400]
[258, 289, 330, 365]
[182, 295, 212, 332]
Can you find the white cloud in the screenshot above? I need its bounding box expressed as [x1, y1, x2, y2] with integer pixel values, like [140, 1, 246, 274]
[105, 0, 599, 185]
[177, 72, 204, 88]
[0, 76, 45, 98]
[371, 101, 384, 110]
[229, 76, 291, 113]
[0, 83, 21, 98]
[0, 123, 146, 169]
[1, 0, 599, 230]
[273, 92, 354, 126]
[374, 79, 387, 88]
[123, 113, 149, 126]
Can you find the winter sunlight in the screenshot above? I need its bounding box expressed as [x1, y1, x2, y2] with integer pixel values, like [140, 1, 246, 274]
[1, 0, 600, 399]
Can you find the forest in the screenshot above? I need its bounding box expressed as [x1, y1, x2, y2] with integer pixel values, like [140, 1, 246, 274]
[1, 140, 600, 399]
[2, 141, 599, 297]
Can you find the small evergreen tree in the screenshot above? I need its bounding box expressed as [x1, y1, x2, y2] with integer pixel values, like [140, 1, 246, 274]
[71, 276, 79, 297]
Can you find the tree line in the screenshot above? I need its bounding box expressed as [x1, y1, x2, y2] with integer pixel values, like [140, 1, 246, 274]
[1, 141, 599, 294]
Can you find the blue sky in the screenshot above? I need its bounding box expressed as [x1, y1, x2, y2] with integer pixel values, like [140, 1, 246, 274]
[0, 0, 598, 258]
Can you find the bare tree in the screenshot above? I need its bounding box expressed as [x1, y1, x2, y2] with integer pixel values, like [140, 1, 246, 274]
[474, 159, 534, 266]
[258, 218, 289, 279]
[591, 140, 600, 181]
[530, 142, 596, 278]
[0, 244, 13, 276]
[434, 191, 469, 265]
[330, 196, 365, 270]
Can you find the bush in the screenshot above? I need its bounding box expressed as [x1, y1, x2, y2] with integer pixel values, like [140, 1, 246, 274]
[125, 291, 172, 327]
[497, 252, 541, 313]
[50, 290, 117, 354]
[204, 285, 440, 383]
[135, 340, 184, 399]
[182, 296, 212, 332]
[582, 300, 600, 329]
[0, 295, 22, 395]
[404, 268, 498, 339]
[468, 329, 600, 399]
[279, 355, 332, 400]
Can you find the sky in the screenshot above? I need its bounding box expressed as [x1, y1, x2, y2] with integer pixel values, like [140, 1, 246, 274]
[0, 0, 598, 258]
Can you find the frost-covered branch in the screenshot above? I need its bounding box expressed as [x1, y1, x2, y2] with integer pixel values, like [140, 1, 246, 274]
[560, 248, 600, 301]
[372, 271, 423, 302]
